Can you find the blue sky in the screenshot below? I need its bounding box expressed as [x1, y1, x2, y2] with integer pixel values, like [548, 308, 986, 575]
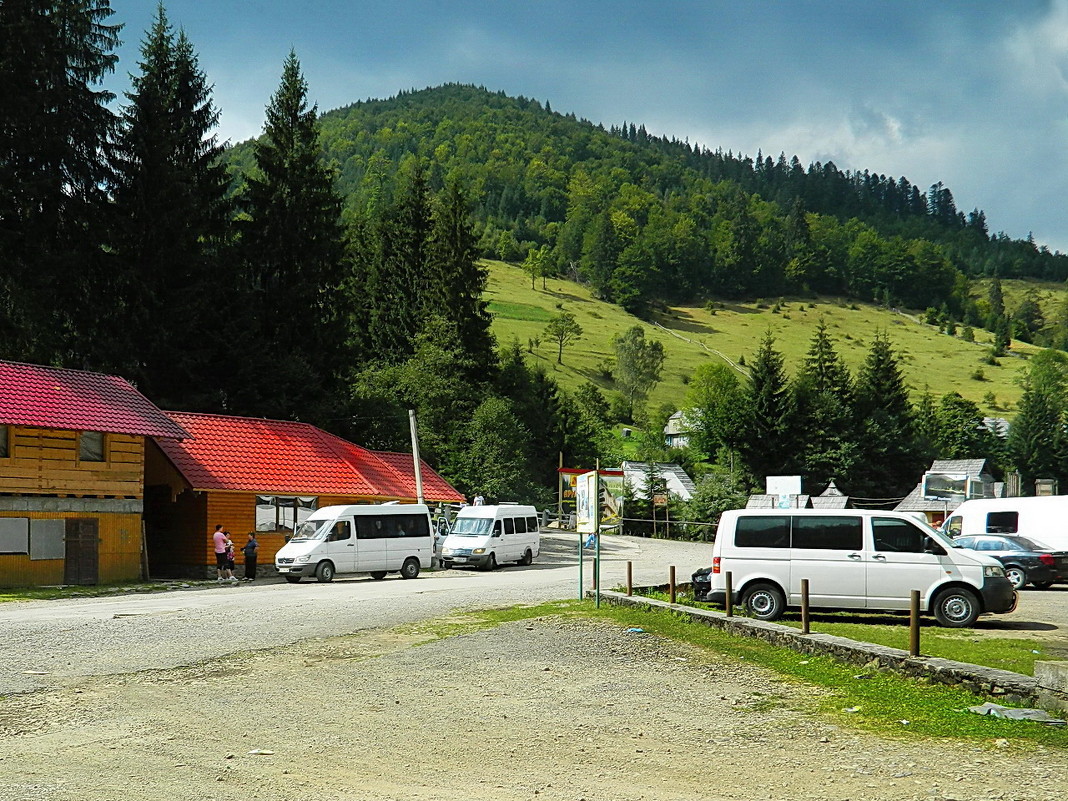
[105, 1, 1068, 253]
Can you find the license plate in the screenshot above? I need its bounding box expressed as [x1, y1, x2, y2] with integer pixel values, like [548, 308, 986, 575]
[453, 557, 467, 563]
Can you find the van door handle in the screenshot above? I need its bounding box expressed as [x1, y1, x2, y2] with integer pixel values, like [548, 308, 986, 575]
[847, 553, 862, 559]
[347, 543, 354, 546]
[872, 554, 886, 561]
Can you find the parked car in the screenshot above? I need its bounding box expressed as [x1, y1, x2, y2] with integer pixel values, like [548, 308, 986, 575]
[952, 534, 1068, 590]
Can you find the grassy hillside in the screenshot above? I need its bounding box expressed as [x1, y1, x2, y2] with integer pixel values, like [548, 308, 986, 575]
[486, 260, 1039, 416]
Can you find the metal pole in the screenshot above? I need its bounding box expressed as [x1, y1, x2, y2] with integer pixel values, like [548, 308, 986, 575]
[557, 452, 564, 529]
[669, 565, 676, 604]
[909, 590, 921, 657]
[800, 578, 810, 635]
[408, 410, 424, 505]
[626, 561, 632, 596]
[594, 459, 601, 609]
[725, 571, 733, 617]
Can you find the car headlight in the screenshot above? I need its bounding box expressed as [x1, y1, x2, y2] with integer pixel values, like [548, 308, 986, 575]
[472, 548, 485, 555]
[296, 555, 311, 563]
[984, 565, 1004, 578]
[441, 548, 454, 556]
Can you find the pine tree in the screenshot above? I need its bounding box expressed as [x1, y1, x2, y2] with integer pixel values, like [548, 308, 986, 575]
[109, 8, 232, 407]
[737, 332, 796, 481]
[1008, 351, 1068, 492]
[238, 50, 349, 421]
[0, 0, 120, 364]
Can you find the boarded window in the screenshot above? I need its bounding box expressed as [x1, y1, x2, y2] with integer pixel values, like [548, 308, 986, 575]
[0, 426, 8, 457]
[30, 519, 65, 560]
[0, 517, 29, 554]
[79, 431, 105, 462]
[734, 516, 790, 548]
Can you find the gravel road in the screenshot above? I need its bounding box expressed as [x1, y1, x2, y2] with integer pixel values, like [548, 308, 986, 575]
[2, 532, 1067, 801]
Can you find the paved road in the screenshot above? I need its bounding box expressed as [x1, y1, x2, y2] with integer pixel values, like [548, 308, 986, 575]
[1, 532, 711, 695]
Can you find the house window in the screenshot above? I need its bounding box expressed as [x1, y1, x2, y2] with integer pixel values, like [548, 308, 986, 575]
[0, 426, 8, 457]
[256, 496, 317, 532]
[79, 431, 105, 462]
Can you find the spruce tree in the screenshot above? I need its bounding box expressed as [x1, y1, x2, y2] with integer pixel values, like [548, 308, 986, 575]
[239, 50, 349, 422]
[109, 7, 232, 407]
[737, 332, 796, 482]
[1008, 351, 1068, 492]
[0, 0, 119, 364]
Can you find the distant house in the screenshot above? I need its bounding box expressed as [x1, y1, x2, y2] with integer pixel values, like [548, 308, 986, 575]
[0, 360, 189, 587]
[810, 479, 850, 509]
[895, 458, 997, 526]
[663, 411, 692, 448]
[145, 412, 464, 578]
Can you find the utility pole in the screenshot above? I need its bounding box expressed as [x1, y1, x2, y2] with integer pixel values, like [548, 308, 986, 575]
[408, 409, 425, 505]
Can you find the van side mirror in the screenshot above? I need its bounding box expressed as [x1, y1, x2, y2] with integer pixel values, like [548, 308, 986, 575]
[924, 539, 946, 556]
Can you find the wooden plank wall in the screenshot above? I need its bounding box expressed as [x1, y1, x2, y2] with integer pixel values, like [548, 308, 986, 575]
[0, 511, 142, 587]
[0, 426, 144, 497]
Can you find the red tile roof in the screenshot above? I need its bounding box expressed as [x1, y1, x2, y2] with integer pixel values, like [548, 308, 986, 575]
[157, 412, 464, 502]
[0, 360, 189, 439]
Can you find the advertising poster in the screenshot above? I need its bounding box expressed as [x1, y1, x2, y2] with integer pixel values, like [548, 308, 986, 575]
[576, 470, 598, 534]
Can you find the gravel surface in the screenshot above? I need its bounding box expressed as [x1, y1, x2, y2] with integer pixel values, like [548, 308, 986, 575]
[2, 532, 1067, 800]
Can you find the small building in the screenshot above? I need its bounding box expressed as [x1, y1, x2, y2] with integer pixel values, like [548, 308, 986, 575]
[810, 479, 850, 510]
[0, 360, 189, 587]
[895, 458, 997, 526]
[620, 461, 696, 501]
[663, 411, 692, 448]
[145, 412, 464, 578]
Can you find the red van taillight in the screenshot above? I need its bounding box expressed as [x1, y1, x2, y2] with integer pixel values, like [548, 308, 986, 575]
[712, 556, 721, 574]
[1039, 553, 1056, 566]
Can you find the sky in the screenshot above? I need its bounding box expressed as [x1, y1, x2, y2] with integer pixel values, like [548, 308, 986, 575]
[103, 1, 1068, 253]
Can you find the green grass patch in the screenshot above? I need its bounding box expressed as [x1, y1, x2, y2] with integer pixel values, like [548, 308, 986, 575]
[486, 300, 556, 322]
[400, 598, 1068, 746]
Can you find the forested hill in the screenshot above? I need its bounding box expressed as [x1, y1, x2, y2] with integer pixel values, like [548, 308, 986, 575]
[228, 83, 1066, 324]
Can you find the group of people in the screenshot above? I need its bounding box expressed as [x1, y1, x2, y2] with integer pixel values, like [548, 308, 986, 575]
[212, 524, 258, 582]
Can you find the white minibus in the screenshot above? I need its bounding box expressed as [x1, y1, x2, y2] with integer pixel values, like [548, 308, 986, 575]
[702, 509, 1016, 627]
[439, 504, 540, 570]
[275, 503, 432, 583]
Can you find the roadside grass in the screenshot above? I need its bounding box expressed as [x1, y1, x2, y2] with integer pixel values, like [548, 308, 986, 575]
[0, 579, 207, 602]
[486, 259, 1037, 415]
[421, 599, 1068, 747]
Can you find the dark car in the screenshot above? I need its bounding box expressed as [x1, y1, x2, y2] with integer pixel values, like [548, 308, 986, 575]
[953, 534, 1068, 590]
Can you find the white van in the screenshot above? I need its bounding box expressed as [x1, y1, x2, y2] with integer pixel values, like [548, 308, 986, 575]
[943, 496, 1068, 550]
[275, 503, 432, 583]
[439, 504, 540, 570]
[703, 509, 1016, 627]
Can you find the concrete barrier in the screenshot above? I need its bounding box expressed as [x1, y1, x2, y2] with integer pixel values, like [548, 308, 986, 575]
[593, 588, 1068, 711]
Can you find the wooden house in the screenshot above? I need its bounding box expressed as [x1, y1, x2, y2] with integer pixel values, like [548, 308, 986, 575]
[145, 412, 465, 578]
[0, 361, 189, 587]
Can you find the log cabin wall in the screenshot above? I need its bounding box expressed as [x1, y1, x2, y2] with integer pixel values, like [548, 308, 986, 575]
[0, 426, 144, 497]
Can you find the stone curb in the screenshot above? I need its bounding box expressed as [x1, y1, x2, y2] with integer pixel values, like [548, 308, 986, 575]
[592, 588, 1067, 710]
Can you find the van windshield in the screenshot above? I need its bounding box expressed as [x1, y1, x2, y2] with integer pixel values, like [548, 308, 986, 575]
[289, 520, 329, 541]
[451, 517, 491, 536]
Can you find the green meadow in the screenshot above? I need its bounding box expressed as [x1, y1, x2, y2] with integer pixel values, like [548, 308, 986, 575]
[486, 259, 1040, 415]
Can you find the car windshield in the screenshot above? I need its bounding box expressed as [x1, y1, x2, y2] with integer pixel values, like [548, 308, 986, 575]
[450, 517, 491, 536]
[289, 520, 329, 541]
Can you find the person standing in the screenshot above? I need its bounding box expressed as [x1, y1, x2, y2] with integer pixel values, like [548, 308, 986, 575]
[241, 532, 259, 581]
[212, 524, 236, 581]
[473, 494, 485, 506]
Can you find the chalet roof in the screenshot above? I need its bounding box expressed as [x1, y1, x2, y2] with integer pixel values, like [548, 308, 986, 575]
[929, 459, 991, 477]
[894, 483, 963, 513]
[157, 412, 463, 502]
[746, 494, 812, 509]
[0, 359, 188, 439]
[620, 461, 696, 500]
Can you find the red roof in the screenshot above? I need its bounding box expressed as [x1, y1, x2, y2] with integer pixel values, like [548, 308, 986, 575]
[0, 360, 189, 439]
[157, 412, 464, 502]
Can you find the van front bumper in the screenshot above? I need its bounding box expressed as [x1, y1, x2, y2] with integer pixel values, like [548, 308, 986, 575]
[275, 564, 312, 576]
[980, 576, 1017, 613]
[442, 554, 492, 568]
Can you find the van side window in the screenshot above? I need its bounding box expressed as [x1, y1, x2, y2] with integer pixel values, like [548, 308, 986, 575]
[792, 516, 862, 550]
[504, 518, 515, 535]
[986, 512, 1018, 534]
[514, 517, 527, 534]
[327, 521, 352, 541]
[872, 518, 926, 553]
[527, 516, 539, 531]
[735, 516, 790, 548]
[492, 521, 502, 537]
[944, 516, 962, 537]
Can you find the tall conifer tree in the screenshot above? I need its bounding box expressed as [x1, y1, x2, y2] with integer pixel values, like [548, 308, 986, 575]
[109, 6, 231, 406]
[0, 0, 119, 363]
[737, 332, 796, 482]
[239, 50, 348, 422]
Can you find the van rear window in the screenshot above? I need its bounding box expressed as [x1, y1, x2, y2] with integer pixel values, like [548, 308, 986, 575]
[792, 516, 862, 550]
[986, 511, 1019, 534]
[735, 516, 790, 548]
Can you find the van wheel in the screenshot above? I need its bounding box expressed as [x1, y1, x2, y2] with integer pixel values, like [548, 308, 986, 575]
[519, 549, 533, 566]
[482, 554, 497, 571]
[932, 587, 980, 627]
[742, 583, 786, 621]
[284, 576, 301, 584]
[1004, 566, 1027, 590]
[400, 558, 420, 580]
[369, 571, 387, 580]
[1033, 581, 1054, 590]
[315, 562, 335, 583]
